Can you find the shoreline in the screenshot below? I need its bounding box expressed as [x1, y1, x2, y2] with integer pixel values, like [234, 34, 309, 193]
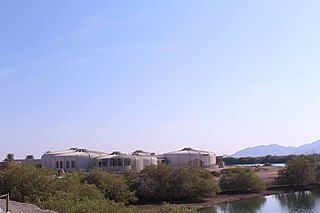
[136, 187, 309, 211]
[135, 166, 309, 211]
[186, 188, 291, 210]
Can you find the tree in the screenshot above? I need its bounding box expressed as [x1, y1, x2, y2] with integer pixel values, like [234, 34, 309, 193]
[0, 164, 141, 213]
[3, 153, 14, 162]
[219, 167, 266, 192]
[275, 155, 316, 186]
[84, 168, 137, 204]
[25, 155, 34, 160]
[128, 164, 220, 201]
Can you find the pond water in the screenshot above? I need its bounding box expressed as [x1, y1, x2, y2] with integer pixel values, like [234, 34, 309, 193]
[228, 163, 286, 167]
[200, 190, 320, 213]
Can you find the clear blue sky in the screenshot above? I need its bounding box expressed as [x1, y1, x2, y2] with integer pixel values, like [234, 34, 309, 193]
[1, 1, 320, 159]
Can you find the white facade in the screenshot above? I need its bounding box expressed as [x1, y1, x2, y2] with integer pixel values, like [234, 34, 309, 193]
[41, 147, 216, 172]
[131, 150, 159, 166]
[164, 148, 216, 167]
[96, 151, 158, 172]
[41, 148, 106, 171]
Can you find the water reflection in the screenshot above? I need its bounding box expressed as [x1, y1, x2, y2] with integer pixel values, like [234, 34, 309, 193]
[200, 197, 266, 213]
[200, 190, 320, 213]
[275, 191, 320, 213]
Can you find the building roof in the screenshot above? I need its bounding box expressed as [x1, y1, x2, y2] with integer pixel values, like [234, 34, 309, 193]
[43, 148, 106, 157]
[164, 147, 215, 155]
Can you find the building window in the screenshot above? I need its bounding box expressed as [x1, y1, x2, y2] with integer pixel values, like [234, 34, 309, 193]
[56, 161, 64, 168]
[66, 161, 70, 168]
[124, 159, 131, 166]
[71, 161, 76, 168]
[110, 158, 122, 167]
[110, 159, 115, 166]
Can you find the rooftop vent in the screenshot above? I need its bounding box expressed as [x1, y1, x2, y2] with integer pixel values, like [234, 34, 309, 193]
[111, 151, 123, 155]
[181, 147, 194, 151]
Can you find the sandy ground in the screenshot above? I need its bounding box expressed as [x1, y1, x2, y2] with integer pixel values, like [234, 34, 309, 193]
[0, 199, 57, 213]
[136, 166, 286, 211]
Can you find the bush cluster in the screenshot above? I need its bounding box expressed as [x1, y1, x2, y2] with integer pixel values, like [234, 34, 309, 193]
[0, 164, 215, 212]
[84, 168, 137, 204]
[126, 164, 220, 201]
[0, 165, 138, 213]
[275, 155, 319, 186]
[219, 167, 266, 192]
[0, 162, 277, 212]
[224, 154, 294, 165]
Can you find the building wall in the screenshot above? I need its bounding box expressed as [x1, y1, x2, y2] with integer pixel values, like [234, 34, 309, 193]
[40, 147, 217, 171]
[164, 148, 216, 167]
[41, 148, 105, 171]
[96, 154, 157, 172]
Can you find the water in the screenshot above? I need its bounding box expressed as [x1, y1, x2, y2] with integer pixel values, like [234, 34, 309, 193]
[200, 190, 320, 213]
[228, 163, 286, 167]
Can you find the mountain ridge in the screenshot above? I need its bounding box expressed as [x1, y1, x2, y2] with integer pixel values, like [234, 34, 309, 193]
[230, 140, 320, 157]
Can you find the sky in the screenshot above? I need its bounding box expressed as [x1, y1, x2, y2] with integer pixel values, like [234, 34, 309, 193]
[1, 1, 320, 159]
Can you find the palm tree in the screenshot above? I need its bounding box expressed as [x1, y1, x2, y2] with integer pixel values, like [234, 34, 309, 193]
[3, 153, 14, 162]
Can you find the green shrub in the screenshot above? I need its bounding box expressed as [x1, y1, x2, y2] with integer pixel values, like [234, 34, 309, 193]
[129, 164, 220, 201]
[0, 164, 140, 213]
[85, 168, 137, 203]
[0, 164, 55, 202]
[275, 155, 316, 186]
[219, 167, 266, 192]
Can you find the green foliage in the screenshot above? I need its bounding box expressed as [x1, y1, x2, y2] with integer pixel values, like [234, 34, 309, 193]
[219, 167, 266, 192]
[84, 168, 137, 203]
[0, 164, 219, 212]
[224, 153, 320, 165]
[3, 153, 14, 162]
[127, 164, 220, 201]
[0, 164, 140, 213]
[223, 155, 295, 165]
[275, 155, 316, 186]
[0, 164, 55, 202]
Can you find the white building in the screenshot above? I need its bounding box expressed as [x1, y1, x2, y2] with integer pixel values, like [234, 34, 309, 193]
[41, 148, 106, 171]
[164, 147, 216, 167]
[96, 151, 158, 172]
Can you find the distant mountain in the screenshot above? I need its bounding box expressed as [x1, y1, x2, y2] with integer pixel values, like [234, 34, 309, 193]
[230, 140, 320, 157]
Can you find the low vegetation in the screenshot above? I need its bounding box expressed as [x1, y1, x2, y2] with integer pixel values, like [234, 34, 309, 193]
[0, 164, 138, 213]
[84, 168, 137, 204]
[0, 164, 214, 212]
[224, 153, 320, 165]
[219, 167, 266, 192]
[126, 164, 220, 201]
[223, 155, 293, 165]
[275, 155, 318, 186]
[9, 157, 320, 212]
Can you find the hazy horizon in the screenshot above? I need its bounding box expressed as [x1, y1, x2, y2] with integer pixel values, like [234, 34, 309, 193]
[1, 1, 320, 159]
